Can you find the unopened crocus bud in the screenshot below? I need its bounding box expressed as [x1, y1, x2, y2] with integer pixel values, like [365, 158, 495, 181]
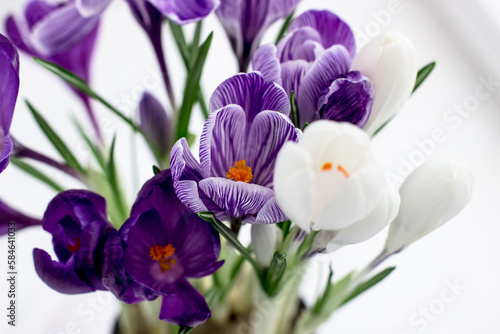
[352, 32, 418, 135]
[138, 92, 172, 157]
[251, 224, 280, 267]
[384, 158, 474, 253]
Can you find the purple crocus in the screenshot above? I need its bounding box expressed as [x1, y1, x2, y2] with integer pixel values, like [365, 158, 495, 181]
[147, 0, 219, 25]
[170, 72, 299, 225]
[253, 10, 374, 128]
[0, 34, 19, 173]
[217, 0, 301, 72]
[0, 198, 41, 236]
[33, 190, 115, 294]
[6, 0, 103, 139]
[118, 169, 223, 327]
[138, 92, 172, 157]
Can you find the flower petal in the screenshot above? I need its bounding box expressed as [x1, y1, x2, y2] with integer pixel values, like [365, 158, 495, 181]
[252, 44, 282, 85]
[255, 196, 287, 225]
[33, 248, 95, 294]
[159, 280, 211, 327]
[147, 0, 218, 25]
[280, 59, 309, 98]
[209, 72, 290, 119]
[76, 0, 112, 17]
[0, 35, 19, 136]
[277, 27, 322, 62]
[0, 196, 41, 236]
[297, 45, 351, 126]
[198, 177, 274, 222]
[139, 92, 172, 157]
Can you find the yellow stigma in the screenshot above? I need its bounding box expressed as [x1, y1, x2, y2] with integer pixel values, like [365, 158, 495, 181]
[150, 243, 176, 272]
[322, 162, 349, 178]
[226, 160, 253, 183]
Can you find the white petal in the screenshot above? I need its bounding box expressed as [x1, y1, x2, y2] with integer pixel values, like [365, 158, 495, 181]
[251, 224, 278, 266]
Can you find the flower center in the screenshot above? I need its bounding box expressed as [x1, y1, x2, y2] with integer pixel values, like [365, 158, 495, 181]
[149, 243, 176, 272]
[226, 160, 253, 183]
[68, 238, 81, 253]
[322, 162, 349, 178]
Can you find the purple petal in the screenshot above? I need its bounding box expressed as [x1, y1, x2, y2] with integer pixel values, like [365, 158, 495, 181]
[268, 0, 302, 24]
[33, 248, 95, 294]
[246, 111, 299, 187]
[159, 280, 211, 327]
[147, 0, 219, 25]
[252, 44, 282, 85]
[0, 35, 20, 135]
[297, 45, 351, 126]
[321, 71, 374, 127]
[209, 72, 290, 119]
[199, 105, 247, 178]
[280, 59, 309, 98]
[289, 10, 356, 58]
[124, 209, 182, 294]
[0, 196, 42, 236]
[76, 0, 112, 17]
[0, 34, 20, 72]
[255, 197, 288, 224]
[277, 27, 322, 63]
[0, 135, 13, 174]
[170, 139, 209, 214]
[198, 177, 274, 222]
[102, 230, 159, 304]
[31, 3, 100, 56]
[139, 92, 172, 156]
[126, 0, 163, 36]
[6, 16, 36, 56]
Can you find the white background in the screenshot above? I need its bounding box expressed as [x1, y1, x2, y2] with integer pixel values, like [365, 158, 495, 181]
[1, 0, 500, 333]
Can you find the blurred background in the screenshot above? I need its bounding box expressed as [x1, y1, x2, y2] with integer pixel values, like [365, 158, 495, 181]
[0, 0, 499, 333]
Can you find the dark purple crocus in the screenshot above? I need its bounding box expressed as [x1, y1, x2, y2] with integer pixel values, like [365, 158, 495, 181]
[0, 34, 19, 173]
[147, 0, 219, 25]
[6, 0, 103, 140]
[33, 190, 115, 294]
[118, 169, 223, 327]
[0, 198, 41, 236]
[138, 92, 172, 157]
[217, 0, 301, 72]
[170, 72, 299, 225]
[253, 10, 374, 128]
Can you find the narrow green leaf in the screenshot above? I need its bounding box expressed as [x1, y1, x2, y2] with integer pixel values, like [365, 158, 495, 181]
[413, 62, 436, 93]
[189, 21, 203, 67]
[289, 91, 299, 128]
[168, 21, 190, 67]
[72, 117, 106, 172]
[198, 211, 261, 275]
[178, 326, 193, 334]
[312, 267, 334, 314]
[152, 165, 161, 175]
[107, 136, 127, 223]
[275, 11, 295, 45]
[11, 157, 64, 192]
[340, 267, 396, 306]
[26, 100, 85, 175]
[176, 32, 213, 141]
[277, 220, 291, 241]
[297, 230, 318, 259]
[263, 252, 287, 296]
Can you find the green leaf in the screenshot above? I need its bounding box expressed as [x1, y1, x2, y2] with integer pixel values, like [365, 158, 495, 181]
[106, 136, 127, 224]
[152, 165, 161, 175]
[289, 91, 300, 128]
[72, 117, 106, 172]
[10, 157, 64, 192]
[168, 21, 190, 67]
[312, 267, 334, 314]
[178, 326, 193, 334]
[198, 211, 261, 275]
[263, 252, 287, 296]
[340, 267, 396, 306]
[189, 21, 203, 67]
[176, 32, 213, 141]
[26, 100, 85, 175]
[275, 11, 295, 44]
[277, 220, 291, 241]
[297, 230, 318, 259]
[413, 62, 436, 93]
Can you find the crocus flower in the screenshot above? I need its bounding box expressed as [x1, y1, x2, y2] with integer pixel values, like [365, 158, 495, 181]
[352, 32, 418, 135]
[384, 158, 474, 253]
[138, 92, 172, 157]
[0, 34, 19, 173]
[33, 190, 115, 294]
[171, 72, 299, 225]
[274, 120, 392, 232]
[6, 0, 102, 139]
[217, 0, 301, 72]
[119, 169, 223, 327]
[251, 224, 281, 266]
[148, 0, 219, 25]
[311, 184, 400, 253]
[253, 10, 374, 129]
[0, 198, 42, 236]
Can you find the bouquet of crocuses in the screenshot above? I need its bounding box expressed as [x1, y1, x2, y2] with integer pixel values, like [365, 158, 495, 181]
[0, 0, 474, 333]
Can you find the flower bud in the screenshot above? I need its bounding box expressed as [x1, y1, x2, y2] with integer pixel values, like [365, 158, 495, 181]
[352, 32, 418, 135]
[138, 92, 172, 157]
[251, 224, 279, 267]
[384, 158, 474, 253]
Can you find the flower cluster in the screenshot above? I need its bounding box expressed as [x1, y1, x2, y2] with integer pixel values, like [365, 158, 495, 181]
[0, 0, 474, 332]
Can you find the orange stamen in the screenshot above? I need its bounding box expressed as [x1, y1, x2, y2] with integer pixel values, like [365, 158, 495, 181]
[337, 165, 349, 178]
[226, 160, 253, 183]
[68, 238, 81, 253]
[322, 162, 333, 171]
[150, 244, 176, 272]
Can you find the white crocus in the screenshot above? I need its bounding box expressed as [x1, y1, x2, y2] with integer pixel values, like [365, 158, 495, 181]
[251, 224, 281, 267]
[384, 158, 474, 253]
[352, 32, 418, 135]
[313, 183, 400, 253]
[274, 120, 390, 232]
